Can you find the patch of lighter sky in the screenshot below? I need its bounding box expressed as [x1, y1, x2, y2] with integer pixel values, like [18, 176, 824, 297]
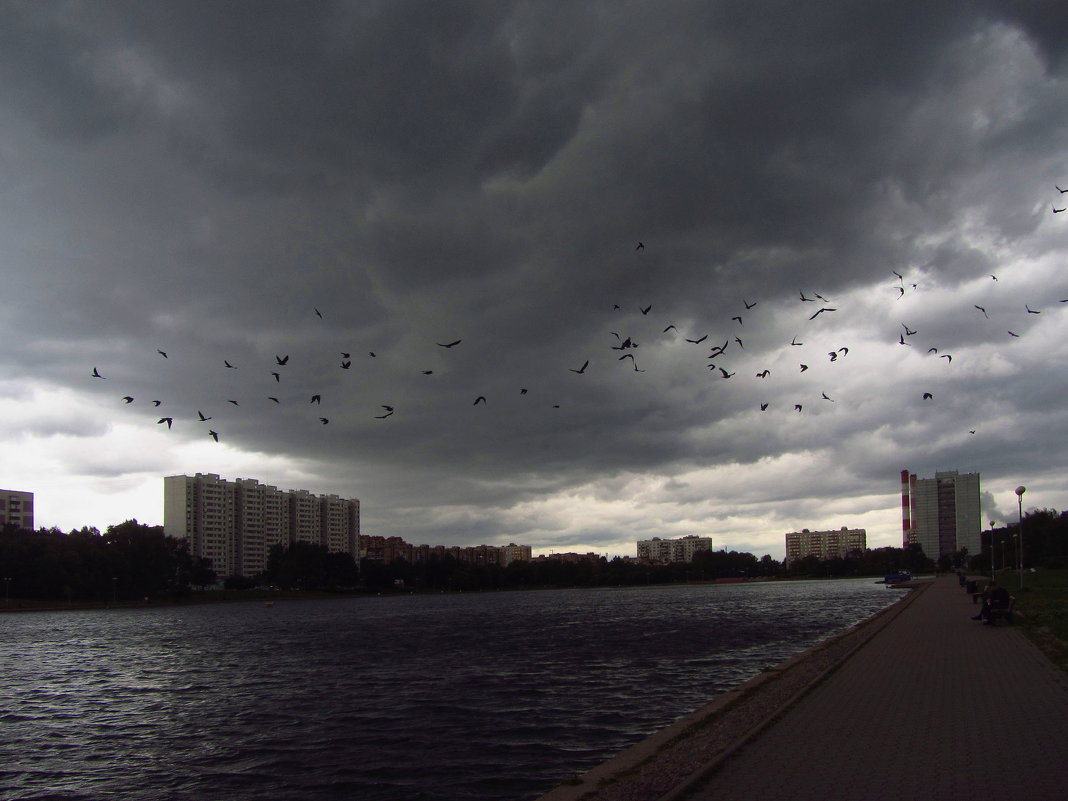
[1, 383, 326, 532]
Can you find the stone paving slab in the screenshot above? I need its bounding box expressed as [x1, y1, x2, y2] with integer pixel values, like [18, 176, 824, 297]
[684, 575, 1068, 800]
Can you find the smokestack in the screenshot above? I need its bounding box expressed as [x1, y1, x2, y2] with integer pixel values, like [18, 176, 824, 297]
[901, 469, 911, 547]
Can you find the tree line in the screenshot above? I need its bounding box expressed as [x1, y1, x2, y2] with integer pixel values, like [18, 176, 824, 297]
[15, 510, 1067, 604]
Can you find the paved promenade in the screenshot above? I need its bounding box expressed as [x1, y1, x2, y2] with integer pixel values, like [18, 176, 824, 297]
[684, 574, 1068, 800]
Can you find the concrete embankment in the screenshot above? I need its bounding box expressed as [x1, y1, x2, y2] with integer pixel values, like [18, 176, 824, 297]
[537, 580, 930, 801]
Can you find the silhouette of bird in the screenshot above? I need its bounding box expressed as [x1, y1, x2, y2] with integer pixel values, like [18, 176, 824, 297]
[838, 347, 848, 356]
[618, 353, 637, 363]
[969, 429, 976, 434]
[1057, 186, 1068, 193]
[898, 334, 910, 346]
[375, 405, 394, 419]
[1008, 331, 1020, 338]
[341, 352, 351, 359]
[157, 417, 173, 428]
[92, 367, 105, 379]
[152, 400, 162, 406]
[157, 349, 168, 358]
[1026, 305, 1041, 314]
[209, 430, 219, 442]
[941, 354, 953, 363]
[341, 361, 351, 369]
[122, 396, 134, 403]
[822, 393, 834, 402]
[760, 403, 769, 411]
[663, 325, 677, 333]
[928, 347, 938, 354]
[1053, 204, 1065, 213]
[276, 355, 289, 365]
[319, 417, 329, 424]
[892, 270, 903, 282]
[310, 395, 321, 404]
[636, 242, 644, 251]
[228, 400, 239, 406]
[799, 364, 809, 372]
[975, 305, 988, 318]
[570, 360, 589, 374]
[421, 370, 433, 375]
[719, 367, 735, 379]
[268, 397, 280, 403]
[795, 404, 803, 412]
[709, 341, 728, 357]
[686, 334, 708, 344]
[809, 307, 836, 320]
[272, 372, 280, 382]
[757, 370, 770, 378]
[923, 393, 933, 400]
[744, 299, 757, 309]
[369, 352, 376, 357]
[315, 308, 323, 319]
[437, 339, 462, 348]
[799, 290, 814, 302]
[896, 286, 905, 299]
[791, 337, 802, 346]
[225, 360, 237, 369]
[828, 351, 839, 362]
[902, 324, 917, 336]
[473, 396, 487, 405]
[640, 305, 652, 315]
[520, 389, 528, 395]
[197, 410, 212, 421]
[989, 274, 998, 281]
[734, 337, 743, 349]
[732, 316, 742, 325]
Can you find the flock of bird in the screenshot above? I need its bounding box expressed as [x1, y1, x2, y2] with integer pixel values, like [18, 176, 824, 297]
[90, 190, 1066, 445]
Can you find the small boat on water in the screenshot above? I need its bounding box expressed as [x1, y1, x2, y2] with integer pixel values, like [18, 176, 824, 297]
[877, 571, 913, 584]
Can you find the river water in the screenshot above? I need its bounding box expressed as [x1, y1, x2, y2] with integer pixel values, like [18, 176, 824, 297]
[1, 579, 902, 801]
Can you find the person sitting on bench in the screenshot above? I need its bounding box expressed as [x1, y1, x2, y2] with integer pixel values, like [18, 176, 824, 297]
[972, 580, 1010, 624]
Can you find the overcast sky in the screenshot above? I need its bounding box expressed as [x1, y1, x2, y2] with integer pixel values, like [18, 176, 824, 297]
[3, 1, 1068, 560]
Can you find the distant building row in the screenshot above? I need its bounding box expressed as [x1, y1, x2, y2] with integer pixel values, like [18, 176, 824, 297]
[164, 473, 360, 578]
[784, 527, 867, 565]
[360, 536, 531, 567]
[163, 473, 533, 578]
[636, 535, 715, 564]
[0, 488, 34, 531]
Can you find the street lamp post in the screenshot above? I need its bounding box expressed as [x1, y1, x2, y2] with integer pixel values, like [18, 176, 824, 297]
[1015, 486, 1026, 590]
[989, 520, 996, 582]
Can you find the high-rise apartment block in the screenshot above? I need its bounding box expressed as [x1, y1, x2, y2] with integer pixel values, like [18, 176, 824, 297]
[636, 535, 715, 564]
[784, 526, 867, 565]
[900, 469, 980, 560]
[0, 489, 34, 531]
[164, 473, 360, 578]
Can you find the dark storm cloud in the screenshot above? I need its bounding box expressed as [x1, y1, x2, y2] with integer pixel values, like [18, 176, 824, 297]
[3, 1, 1068, 551]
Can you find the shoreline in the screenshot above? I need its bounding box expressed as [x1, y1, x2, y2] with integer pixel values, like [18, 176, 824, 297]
[536, 579, 931, 801]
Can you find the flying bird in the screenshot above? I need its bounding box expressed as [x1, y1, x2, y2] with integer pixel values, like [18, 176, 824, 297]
[276, 355, 289, 365]
[756, 369, 770, 378]
[636, 242, 644, 251]
[315, 308, 323, 319]
[975, 305, 988, 317]
[473, 396, 487, 405]
[225, 360, 237, 369]
[821, 393, 834, 402]
[157, 349, 168, 358]
[744, 299, 757, 309]
[1057, 185, 1068, 193]
[686, 334, 708, 344]
[719, 367, 734, 379]
[152, 400, 162, 407]
[760, 403, 769, 411]
[731, 316, 742, 325]
[923, 393, 934, 400]
[91, 367, 105, 379]
[421, 370, 433, 375]
[1026, 305, 1041, 314]
[892, 270, 903, 282]
[794, 404, 803, 412]
[809, 307, 836, 320]
[437, 339, 462, 348]
[896, 286, 905, 299]
[310, 395, 321, 404]
[901, 324, 917, 336]
[341, 352, 351, 359]
[209, 430, 219, 442]
[272, 372, 280, 382]
[989, 274, 998, 281]
[122, 396, 134, 403]
[375, 405, 394, 419]
[1053, 204, 1065, 213]
[640, 305, 652, 315]
[520, 389, 528, 395]
[1008, 331, 1020, 337]
[799, 364, 809, 372]
[734, 337, 743, 349]
[369, 352, 376, 357]
[157, 417, 173, 429]
[898, 334, 910, 346]
[570, 360, 589, 374]
[268, 397, 280, 403]
[341, 361, 351, 369]
[319, 417, 329, 424]
[941, 354, 953, 363]
[791, 337, 802, 346]
[799, 290, 814, 302]
[663, 325, 677, 333]
[197, 410, 212, 421]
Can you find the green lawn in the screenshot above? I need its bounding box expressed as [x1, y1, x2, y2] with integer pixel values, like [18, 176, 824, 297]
[995, 568, 1068, 674]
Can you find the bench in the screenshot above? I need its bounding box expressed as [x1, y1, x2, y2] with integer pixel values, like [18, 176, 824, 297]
[986, 596, 1016, 626]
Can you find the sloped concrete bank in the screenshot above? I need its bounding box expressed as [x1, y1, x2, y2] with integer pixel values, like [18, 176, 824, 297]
[536, 579, 931, 801]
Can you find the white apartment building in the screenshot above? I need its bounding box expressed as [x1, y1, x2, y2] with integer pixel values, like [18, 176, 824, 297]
[164, 473, 360, 578]
[0, 488, 34, 531]
[784, 527, 867, 565]
[499, 543, 533, 567]
[904, 470, 981, 560]
[636, 535, 715, 564]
